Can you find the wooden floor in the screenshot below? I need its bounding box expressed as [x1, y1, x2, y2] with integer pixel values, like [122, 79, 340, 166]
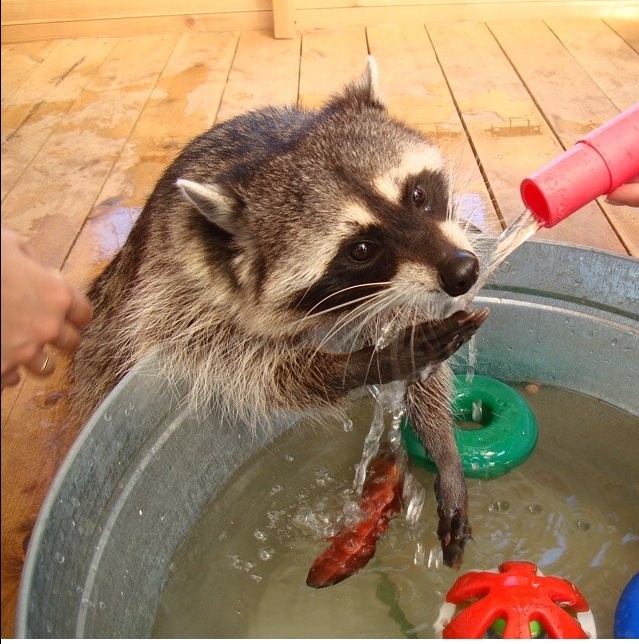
[1, 18, 639, 637]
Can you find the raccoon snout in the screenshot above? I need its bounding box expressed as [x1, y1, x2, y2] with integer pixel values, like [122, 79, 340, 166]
[438, 250, 480, 297]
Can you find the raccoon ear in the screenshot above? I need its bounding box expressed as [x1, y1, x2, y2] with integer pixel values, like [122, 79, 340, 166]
[340, 56, 386, 111]
[176, 178, 239, 236]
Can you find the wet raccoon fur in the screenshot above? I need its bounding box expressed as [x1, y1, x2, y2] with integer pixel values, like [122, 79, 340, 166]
[70, 57, 489, 567]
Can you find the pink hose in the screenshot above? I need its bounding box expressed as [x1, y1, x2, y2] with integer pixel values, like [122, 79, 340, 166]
[521, 103, 639, 227]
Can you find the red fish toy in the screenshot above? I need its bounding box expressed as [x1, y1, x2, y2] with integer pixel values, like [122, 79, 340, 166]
[306, 452, 404, 588]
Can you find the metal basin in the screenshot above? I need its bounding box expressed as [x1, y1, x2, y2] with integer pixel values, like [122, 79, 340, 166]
[16, 240, 639, 637]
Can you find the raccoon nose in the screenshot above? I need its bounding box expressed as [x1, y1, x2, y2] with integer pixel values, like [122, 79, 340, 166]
[438, 250, 480, 297]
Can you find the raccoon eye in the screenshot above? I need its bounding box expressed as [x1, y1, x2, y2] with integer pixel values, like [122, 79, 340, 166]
[411, 184, 431, 212]
[348, 241, 378, 263]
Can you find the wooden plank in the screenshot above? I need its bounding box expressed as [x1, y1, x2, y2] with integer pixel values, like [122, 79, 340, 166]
[489, 19, 638, 255]
[427, 20, 626, 254]
[367, 23, 501, 234]
[1, 38, 117, 202]
[545, 18, 639, 112]
[1, 11, 273, 43]
[97, 30, 240, 210]
[299, 26, 369, 110]
[606, 16, 639, 54]
[216, 29, 301, 123]
[292, 2, 639, 30]
[0, 39, 57, 101]
[1, 34, 179, 267]
[1, 0, 270, 23]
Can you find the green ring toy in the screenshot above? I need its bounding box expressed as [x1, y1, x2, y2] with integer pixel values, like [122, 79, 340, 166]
[402, 375, 538, 479]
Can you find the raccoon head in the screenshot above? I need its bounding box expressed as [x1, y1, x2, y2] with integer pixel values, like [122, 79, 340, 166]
[177, 57, 479, 338]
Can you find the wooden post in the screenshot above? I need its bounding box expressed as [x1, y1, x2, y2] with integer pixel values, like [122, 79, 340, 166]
[273, 0, 295, 39]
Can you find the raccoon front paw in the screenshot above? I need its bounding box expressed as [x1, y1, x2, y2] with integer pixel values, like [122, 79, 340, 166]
[392, 308, 489, 381]
[437, 507, 471, 569]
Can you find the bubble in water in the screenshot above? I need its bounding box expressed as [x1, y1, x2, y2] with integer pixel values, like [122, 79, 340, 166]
[54, 552, 65, 564]
[314, 467, 333, 486]
[99, 601, 106, 610]
[284, 453, 295, 463]
[253, 529, 267, 542]
[342, 418, 354, 433]
[489, 500, 510, 513]
[258, 547, 274, 561]
[576, 520, 591, 532]
[527, 504, 543, 515]
[270, 484, 283, 495]
[342, 500, 364, 527]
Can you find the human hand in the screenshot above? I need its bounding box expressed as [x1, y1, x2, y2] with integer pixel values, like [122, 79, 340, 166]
[606, 176, 639, 207]
[1, 228, 94, 388]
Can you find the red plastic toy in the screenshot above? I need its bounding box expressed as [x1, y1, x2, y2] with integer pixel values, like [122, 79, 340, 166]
[521, 103, 639, 228]
[439, 561, 595, 639]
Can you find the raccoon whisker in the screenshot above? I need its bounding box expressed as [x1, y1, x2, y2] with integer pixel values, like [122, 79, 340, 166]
[301, 281, 393, 320]
[314, 289, 397, 355]
[339, 289, 408, 383]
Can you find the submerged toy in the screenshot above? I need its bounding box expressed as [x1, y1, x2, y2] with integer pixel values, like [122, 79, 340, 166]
[437, 561, 596, 639]
[306, 451, 403, 588]
[614, 571, 639, 638]
[521, 103, 639, 227]
[402, 375, 538, 479]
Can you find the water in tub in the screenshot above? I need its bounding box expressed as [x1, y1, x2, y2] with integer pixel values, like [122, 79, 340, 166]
[153, 385, 638, 638]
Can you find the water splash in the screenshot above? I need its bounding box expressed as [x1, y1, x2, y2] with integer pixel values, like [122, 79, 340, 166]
[352, 381, 407, 495]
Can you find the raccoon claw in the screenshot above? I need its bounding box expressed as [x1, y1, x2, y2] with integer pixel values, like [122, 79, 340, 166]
[438, 508, 471, 569]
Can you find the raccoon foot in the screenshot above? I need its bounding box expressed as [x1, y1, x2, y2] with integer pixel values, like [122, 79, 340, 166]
[437, 506, 471, 569]
[384, 308, 489, 384]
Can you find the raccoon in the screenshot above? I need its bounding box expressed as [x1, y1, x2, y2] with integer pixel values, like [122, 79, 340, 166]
[70, 57, 489, 567]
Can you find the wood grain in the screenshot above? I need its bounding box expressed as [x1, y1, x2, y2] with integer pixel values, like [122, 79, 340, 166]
[427, 20, 626, 253]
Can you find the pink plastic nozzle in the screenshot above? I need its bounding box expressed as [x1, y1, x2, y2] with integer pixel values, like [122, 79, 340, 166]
[521, 103, 639, 227]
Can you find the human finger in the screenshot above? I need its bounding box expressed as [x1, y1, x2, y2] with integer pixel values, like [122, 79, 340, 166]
[66, 289, 94, 329]
[24, 352, 56, 378]
[606, 176, 639, 207]
[51, 320, 82, 354]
